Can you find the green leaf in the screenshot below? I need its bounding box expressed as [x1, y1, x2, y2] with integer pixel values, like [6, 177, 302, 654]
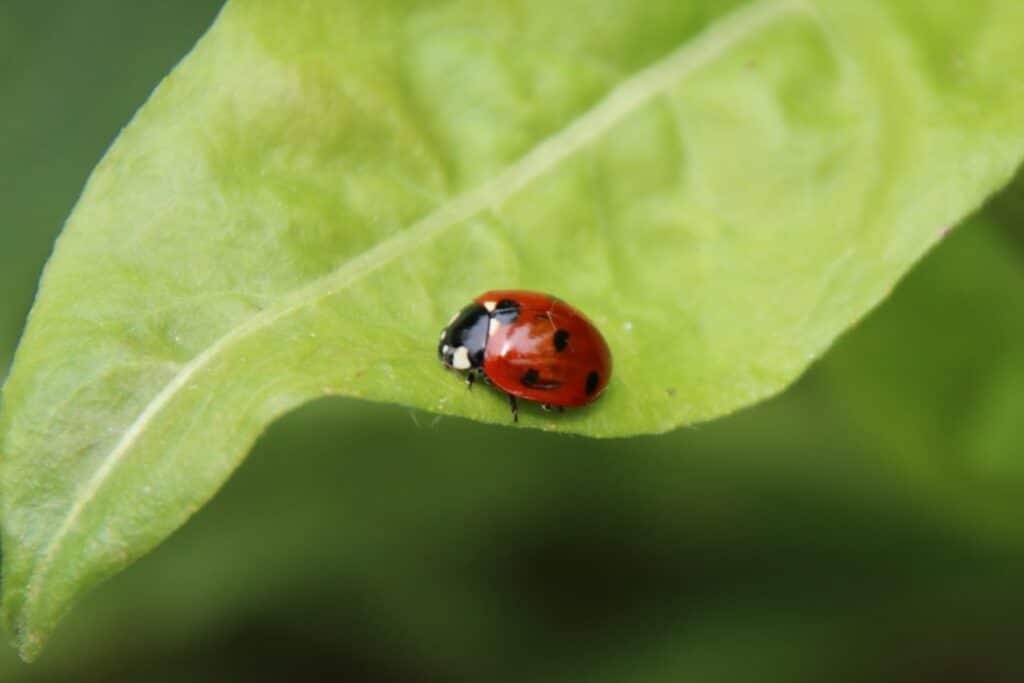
[3, 0, 1024, 660]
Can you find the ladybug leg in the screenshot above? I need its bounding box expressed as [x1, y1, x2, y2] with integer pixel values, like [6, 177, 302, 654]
[465, 372, 475, 391]
[508, 393, 518, 422]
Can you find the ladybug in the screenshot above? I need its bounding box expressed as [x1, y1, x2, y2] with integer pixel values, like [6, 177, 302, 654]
[437, 290, 612, 421]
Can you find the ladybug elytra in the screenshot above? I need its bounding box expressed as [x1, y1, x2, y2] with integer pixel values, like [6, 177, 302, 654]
[438, 290, 612, 421]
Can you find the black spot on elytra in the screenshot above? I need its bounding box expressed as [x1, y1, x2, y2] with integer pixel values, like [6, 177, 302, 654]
[585, 371, 600, 396]
[553, 329, 570, 352]
[493, 299, 520, 325]
[521, 368, 561, 391]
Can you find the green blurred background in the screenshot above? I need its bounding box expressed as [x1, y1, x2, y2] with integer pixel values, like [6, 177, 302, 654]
[3, 3, 1024, 681]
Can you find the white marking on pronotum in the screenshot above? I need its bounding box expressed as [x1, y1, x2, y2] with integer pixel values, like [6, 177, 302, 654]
[489, 318, 501, 337]
[451, 346, 471, 370]
[441, 344, 450, 355]
[482, 300, 496, 313]
[23, 0, 806, 628]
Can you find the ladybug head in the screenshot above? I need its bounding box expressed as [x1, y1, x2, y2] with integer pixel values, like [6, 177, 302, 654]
[438, 302, 488, 371]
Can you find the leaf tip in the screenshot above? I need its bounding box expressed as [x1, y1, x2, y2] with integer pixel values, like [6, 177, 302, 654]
[2, 585, 47, 662]
[15, 630, 44, 663]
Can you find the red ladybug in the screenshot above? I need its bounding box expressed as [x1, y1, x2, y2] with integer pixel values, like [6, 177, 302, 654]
[438, 290, 612, 421]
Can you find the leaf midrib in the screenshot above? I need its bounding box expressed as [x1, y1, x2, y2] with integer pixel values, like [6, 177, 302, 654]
[18, 0, 804, 631]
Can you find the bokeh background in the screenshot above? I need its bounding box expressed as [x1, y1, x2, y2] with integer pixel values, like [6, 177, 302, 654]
[3, 3, 1024, 681]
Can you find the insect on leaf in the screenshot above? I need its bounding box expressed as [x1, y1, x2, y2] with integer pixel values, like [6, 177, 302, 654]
[4, 0, 1024, 660]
